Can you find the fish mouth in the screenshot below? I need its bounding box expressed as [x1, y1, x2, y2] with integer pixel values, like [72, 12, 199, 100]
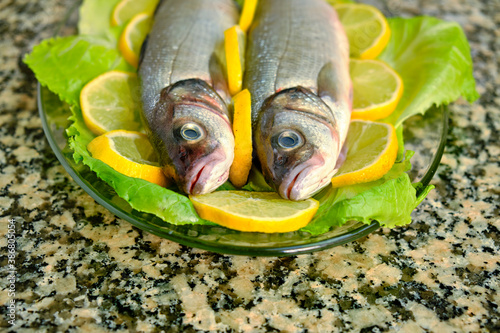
[183, 150, 230, 195]
[278, 154, 337, 201]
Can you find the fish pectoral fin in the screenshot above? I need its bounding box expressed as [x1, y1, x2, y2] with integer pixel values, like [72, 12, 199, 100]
[317, 61, 353, 117]
[317, 62, 342, 102]
[209, 52, 231, 105]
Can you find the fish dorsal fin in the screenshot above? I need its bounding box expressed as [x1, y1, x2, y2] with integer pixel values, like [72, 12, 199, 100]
[209, 52, 231, 106]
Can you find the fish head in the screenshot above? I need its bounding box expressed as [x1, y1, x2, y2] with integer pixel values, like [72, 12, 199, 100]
[168, 106, 234, 195]
[149, 79, 234, 195]
[255, 88, 341, 201]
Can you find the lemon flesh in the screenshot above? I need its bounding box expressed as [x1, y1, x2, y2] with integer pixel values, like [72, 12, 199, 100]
[112, 135, 158, 166]
[331, 120, 398, 188]
[335, 4, 391, 59]
[88, 130, 168, 187]
[229, 89, 253, 188]
[119, 13, 153, 68]
[111, 0, 159, 26]
[190, 191, 319, 233]
[80, 71, 142, 135]
[350, 59, 404, 120]
[225, 25, 246, 96]
[239, 0, 258, 32]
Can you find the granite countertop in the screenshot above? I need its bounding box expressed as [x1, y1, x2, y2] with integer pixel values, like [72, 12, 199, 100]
[1, 0, 499, 332]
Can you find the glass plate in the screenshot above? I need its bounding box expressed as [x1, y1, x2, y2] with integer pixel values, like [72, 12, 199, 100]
[37, 4, 449, 256]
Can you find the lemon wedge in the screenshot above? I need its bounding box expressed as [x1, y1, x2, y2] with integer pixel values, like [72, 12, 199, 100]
[224, 25, 246, 96]
[87, 130, 168, 187]
[350, 59, 404, 121]
[80, 71, 142, 135]
[111, 0, 159, 26]
[239, 0, 258, 32]
[229, 89, 253, 188]
[118, 13, 153, 68]
[335, 3, 391, 59]
[331, 120, 398, 188]
[190, 191, 319, 233]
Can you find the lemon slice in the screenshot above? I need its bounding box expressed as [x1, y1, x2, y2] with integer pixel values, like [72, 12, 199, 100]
[190, 191, 319, 233]
[239, 0, 258, 32]
[80, 71, 142, 135]
[331, 120, 398, 188]
[111, 0, 159, 26]
[119, 13, 153, 68]
[350, 59, 404, 121]
[335, 3, 391, 59]
[87, 130, 168, 187]
[229, 89, 253, 188]
[224, 25, 246, 96]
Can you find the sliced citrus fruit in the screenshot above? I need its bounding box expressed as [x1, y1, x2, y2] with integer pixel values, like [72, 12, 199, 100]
[229, 89, 253, 188]
[350, 59, 404, 121]
[80, 71, 142, 135]
[325, 0, 356, 5]
[119, 13, 153, 68]
[239, 0, 258, 32]
[87, 130, 168, 187]
[190, 191, 319, 233]
[224, 25, 246, 96]
[331, 120, 398, 188]
[111, 0, 159, 26]
[335, 3, 391, 59]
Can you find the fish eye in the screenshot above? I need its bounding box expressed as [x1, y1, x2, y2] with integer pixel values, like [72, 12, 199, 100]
[180, 123, 204, 142]
[277, 130, 303, 149]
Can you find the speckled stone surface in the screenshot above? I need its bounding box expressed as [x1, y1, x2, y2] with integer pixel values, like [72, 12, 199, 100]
[0, 0, 499, 332]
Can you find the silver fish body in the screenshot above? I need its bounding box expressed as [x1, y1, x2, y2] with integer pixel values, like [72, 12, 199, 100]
[139, 0, 238, 194]
[244, 0, 352, 201]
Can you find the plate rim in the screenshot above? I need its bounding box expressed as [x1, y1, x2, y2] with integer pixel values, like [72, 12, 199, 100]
[36, 1, 449, 256]
[37, 83, 448, 256]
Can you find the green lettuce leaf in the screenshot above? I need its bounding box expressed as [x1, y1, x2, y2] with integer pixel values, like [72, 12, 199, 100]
[379, 16, 478, 127]
[395, 125, 405, 162]
[24, 35, 132, 106]
[302, 151, 426, 234]
[25, 4, 476, 235]
[302, 173, 434, 235]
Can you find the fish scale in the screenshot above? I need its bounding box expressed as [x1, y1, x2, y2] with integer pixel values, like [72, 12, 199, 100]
[244, 0, 352, 200]
[274, 4, 320, 93]
[138, 0, 238, 195]
[245, 0, 349, 122]
[139, 0, 237, 119]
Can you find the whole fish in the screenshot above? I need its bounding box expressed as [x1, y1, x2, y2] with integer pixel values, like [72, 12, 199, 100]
[244, 0, 352, 201]
[139, 0, 238, 194]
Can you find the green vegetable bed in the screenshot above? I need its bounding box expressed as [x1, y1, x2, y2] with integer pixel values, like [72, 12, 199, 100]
[25, 0, 478, 235]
